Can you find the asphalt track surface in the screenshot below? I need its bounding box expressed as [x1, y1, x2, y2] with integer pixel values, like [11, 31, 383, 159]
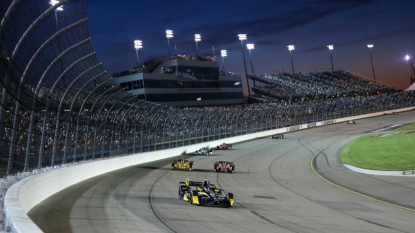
[29, 111, 415, 233]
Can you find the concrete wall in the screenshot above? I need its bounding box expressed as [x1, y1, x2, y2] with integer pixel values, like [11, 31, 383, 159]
[3, 107, 414, 233]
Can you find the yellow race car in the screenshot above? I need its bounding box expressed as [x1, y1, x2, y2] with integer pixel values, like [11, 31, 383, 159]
[171, 158, 194, 171]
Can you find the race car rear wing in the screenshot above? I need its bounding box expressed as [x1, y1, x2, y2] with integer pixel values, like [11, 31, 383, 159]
[184, 178, 203, 187]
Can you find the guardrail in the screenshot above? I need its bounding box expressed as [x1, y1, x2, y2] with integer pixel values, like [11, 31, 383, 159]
[3, 107, 414, 233]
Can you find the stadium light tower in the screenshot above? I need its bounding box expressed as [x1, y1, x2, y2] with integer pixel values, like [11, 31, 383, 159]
[238, 34, 250, 95]
[367, 44, 376, 83]
[287, 45, 295, 74]
[246, 44, 255, 74]
[50, 0, 64, 86]
[221, 50, 227, 72]
[405, 55, 415, 77]
[406, 55, 415, 85]
[134, 40, 143, 68]
[195, 34, 201, 57]
[327, 45, 334, 72]
[166, 30, 174, 58]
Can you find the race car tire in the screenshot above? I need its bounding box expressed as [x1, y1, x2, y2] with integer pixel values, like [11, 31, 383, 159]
[229, 165, 235, 173]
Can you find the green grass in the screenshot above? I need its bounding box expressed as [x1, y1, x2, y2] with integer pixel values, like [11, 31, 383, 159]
[339, 133, 415, 170]
[396, 123, 415, 131]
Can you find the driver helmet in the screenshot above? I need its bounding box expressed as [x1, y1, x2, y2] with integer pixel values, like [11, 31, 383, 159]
[202, 179, 210, 189]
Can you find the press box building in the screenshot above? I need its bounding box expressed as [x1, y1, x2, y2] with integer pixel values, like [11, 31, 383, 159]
[112, 55, 245, 107]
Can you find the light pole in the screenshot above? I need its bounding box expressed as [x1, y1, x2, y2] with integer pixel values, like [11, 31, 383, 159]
[134, 40, 142, 68]
[287, 45, 295, 75]
[238, 34, 250, 95]
[195, 34, 201, 57]
[166, 30, 173, 58]
[367, 44, 376, 83]
[50, 0, 64, 85]
[246, 44, 255, 74]
[327, 45, 334, 72]
[220, 50, 227, 72]
[405, 55, 415, 84]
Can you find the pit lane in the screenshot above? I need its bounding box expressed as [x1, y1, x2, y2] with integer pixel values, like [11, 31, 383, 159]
[29, 111, 415, 233]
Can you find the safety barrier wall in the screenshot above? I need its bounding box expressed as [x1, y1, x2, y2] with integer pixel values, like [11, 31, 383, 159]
[3, 107, 414, 233]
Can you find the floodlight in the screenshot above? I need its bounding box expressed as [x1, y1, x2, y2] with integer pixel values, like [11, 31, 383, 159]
[367, 44, 374, 48]
[50, 0, 63, 11]
[166, 30, 174, 57]
[166, 30, 174, 38]
[221, 50, 227, 57]
[406, 55, 410, 61]
[220, 50, 227, 72]
[195, 34, 201, 42]
[238, 34, 247, 41]
[134, 40, 142, 49]
[287, 45, 295, 51]
[246, 44, 254, 50]
[327, 45, 334, 50]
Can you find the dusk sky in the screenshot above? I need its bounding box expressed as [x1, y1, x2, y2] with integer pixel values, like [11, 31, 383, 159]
[87, 0, 415, 91]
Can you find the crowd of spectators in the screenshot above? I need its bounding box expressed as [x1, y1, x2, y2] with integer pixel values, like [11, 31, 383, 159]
[249, 71, 395, 101]
[173, 54, 216, 62]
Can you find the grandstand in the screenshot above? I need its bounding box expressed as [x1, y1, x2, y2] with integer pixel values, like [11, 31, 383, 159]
[248, 71, 396, 103]
[0, 0, 415, 184]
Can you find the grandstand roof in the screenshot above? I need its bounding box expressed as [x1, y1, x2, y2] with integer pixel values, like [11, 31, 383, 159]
[1, 0, 115, 91]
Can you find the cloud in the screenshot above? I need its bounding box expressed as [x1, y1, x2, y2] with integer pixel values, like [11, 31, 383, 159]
[336, 27, 415, 47]
[167, 0, 378, 49]
[300, 27, 415, 53]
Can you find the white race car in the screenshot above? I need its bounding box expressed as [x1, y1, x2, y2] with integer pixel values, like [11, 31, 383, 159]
[195, 147, 213, 155]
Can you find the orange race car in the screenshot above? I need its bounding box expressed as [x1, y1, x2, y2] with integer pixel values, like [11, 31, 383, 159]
[216, 143, 232, 150]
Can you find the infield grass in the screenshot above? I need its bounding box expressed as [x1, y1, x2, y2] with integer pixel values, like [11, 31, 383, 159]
[395, 123, 415, 131]
[339, 132, 415, 171]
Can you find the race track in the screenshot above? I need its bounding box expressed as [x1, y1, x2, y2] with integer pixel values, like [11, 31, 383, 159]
[29, 111, 415, 233]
